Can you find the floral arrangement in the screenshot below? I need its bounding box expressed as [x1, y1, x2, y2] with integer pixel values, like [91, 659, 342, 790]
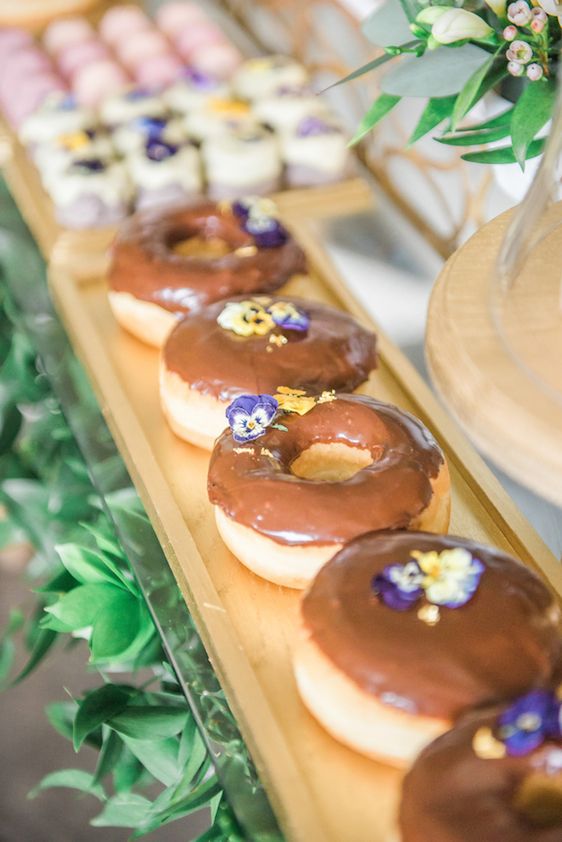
[344, 0, 559, 166]
[473, 689, 562, 759]
[372, 547, 485, 620]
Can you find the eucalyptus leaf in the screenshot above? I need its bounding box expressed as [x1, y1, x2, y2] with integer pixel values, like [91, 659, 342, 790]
[90, 793, 153, 827]
[408, 96, 456, 145]
[362, 1, 412, 47]
[437, 124, 512, 146]
[381, 44, 490, 97]
[511, 80, 555, 169]
[461, 137, 545, 163]
[73, 684, 134, 750]
[29, 769, 105, 801]
[109, 706, 189, 740]
[323, 50, 398, 91]
[350, 93, 401, 145]
[453, 107, 514, 133]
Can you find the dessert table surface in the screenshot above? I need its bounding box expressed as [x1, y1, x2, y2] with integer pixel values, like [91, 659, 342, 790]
[2, 164, 561, 840]
[1, 0, 561, 837]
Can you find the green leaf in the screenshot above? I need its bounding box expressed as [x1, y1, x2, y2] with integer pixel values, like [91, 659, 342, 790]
[408, 96, 456, 145]
[109, 706, 189, 740]
[453, 107, 514, 133]
[46, 700, 78, 742]
[43, 583, 120, 631]
[89, 592, 145, 662]
[112, 748, 144, 793]
[437, 125, 512, 146]
[451, 57, 507, 129]
[381, 44, 491, 98]
[29, 769, 105, 801]
[90, 793, 152, 827]
[461, 137, 545, 163]
[511, 80, 555, 169]
[35, 568, 77, 594]
[55, 543, 133, 591]
[73, 684, 134, 750]
[451, 54, 494, 128]
[11, 627, 57, 685]
[350, 94, 401, 145]
[122, 737, 180, 787]
[323, 50, 400, 91]
[92, 728, 123, 787]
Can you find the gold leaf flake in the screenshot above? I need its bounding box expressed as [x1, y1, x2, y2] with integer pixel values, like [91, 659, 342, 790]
[417, 604, 440, 626]
[260, 448, 274, 458]
[268, 334, 288, 347]
[317, 390, 336, 404]
[472, 727, 507, 760]
[233, 447, 254, 454]
[235, 245, 258, 257]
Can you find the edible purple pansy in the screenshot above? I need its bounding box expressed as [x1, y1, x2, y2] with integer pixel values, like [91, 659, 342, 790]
[181, 67, 219, 90]
[133, 116, 168, 137]
[145, 139, 179, 161]
[296, 116, 341, 137]
[497, 690, 562, 757]
[225, 394, 279, 443]
[267, 301, 310, 332]
[373, 547, 485, 612]
[244, 215, 288, 248]
[124, 88, 152, 101]
[72, 158, 106, 174]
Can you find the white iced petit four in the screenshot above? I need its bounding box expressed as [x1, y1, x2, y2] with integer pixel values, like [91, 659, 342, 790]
[233, 56, 309, 102]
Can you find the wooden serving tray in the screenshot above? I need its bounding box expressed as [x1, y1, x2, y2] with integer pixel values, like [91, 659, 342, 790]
[0, 118, 372, 280]
[48, 205, 562, 842]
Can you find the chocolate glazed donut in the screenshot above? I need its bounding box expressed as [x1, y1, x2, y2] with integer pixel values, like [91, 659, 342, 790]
[295, 531, 561, 765]
[208, 394, 451, 588]
[107, 200, 306, 347]
[400, 700, 562, 842]
[160, 295, 377, 449]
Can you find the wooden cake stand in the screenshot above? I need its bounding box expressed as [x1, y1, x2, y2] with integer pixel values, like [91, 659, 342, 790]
[426, 204, 562, 508]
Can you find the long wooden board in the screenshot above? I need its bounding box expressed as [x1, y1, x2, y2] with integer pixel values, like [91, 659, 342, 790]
[48, 201, 562, 842]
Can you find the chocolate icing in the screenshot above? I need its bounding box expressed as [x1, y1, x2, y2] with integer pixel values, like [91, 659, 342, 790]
[302, 531, 561, 719]
[208, 395, 444, 545]
[163, 295, 377, 401]
[400, 707, 562, 842]
[108, 201, 306, 314]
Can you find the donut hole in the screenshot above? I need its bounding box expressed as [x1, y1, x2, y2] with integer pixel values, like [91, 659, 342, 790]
[290, 442, 373, 482]
[514, 772, 562, 828]
[171, 235, 232, 259]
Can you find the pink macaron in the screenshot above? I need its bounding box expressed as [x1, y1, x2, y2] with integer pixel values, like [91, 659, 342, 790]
[57, 39, 110, 79]
[174, 23, 227, 60]
[0, 47, 52, 79]
[99, 5, 152, 45]
[2, 74, 67, 126]
[156, 2, 208, 35]
[117, 30, 171, 70]
[0, 27, 33, 55]
[134, 53, 183, 88]
[191, 43, 242, 78]
[73, 60, 129, 106]
[43, 17, 95, 55]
